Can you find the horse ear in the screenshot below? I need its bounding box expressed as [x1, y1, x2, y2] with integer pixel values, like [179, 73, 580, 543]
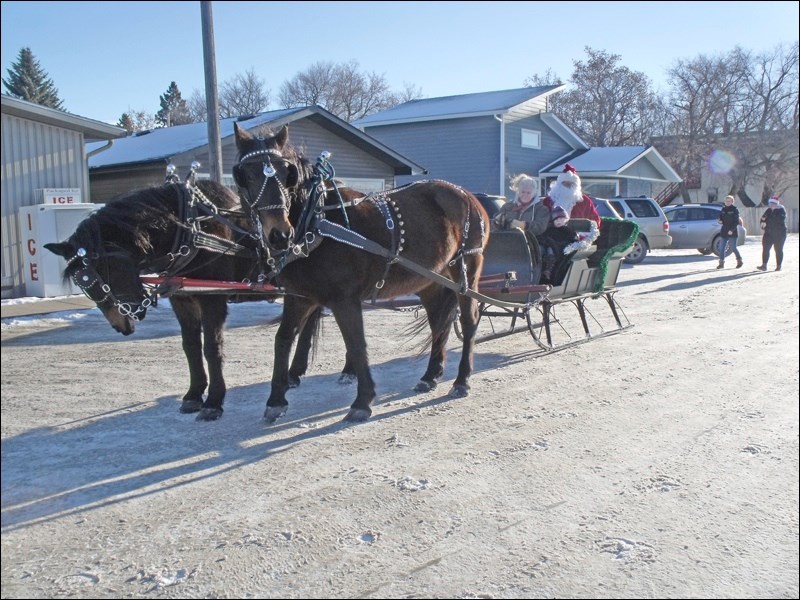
[234, 122, 252, 146]
[286, 163, 299, 188]
[275, 125, 289, 149]
[44, 242, 71, 257]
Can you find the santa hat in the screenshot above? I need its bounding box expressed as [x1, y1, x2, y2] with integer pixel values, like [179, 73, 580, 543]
[556, 163, 581, 186]
[768, 197, 780, 204]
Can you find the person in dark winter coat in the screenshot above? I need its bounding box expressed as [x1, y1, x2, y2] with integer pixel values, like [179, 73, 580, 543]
[538, 205, 578, 284]
[757, 197, 788, 272]
[717, 195, 743, 269]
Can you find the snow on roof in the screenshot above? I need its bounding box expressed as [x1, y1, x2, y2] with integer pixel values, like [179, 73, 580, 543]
[547, 146, 648, 175]
[354, 85, 564, 126]
[87, 108, 304, 169]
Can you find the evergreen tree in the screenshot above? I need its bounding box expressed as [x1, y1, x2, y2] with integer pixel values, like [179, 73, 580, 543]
[2, 47, 65, 110]
[156, 81, 191, 127]
[117, 113, 135, 133]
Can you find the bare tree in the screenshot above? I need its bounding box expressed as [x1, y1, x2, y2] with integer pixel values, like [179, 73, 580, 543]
[187, 89, 207, 123]
[219, 69, 270, 117]
[187, 69, 271, 122]
[527, 48, 661, 146]
[565, 47, 660, 146]
[658, 43, 799, 206]
[279, 60, 414, 122]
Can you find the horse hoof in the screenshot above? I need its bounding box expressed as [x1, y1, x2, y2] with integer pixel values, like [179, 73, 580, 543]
[343, 408, 372, 422]
[287, 374, 301, 389]
[449, 385, 470, 398]
[180, 399, 203, 413]
[196, 407, 223, 421]
[413, 380, 437, 393]
[264, 405, 288, 424]
[338, 373, 357, 385]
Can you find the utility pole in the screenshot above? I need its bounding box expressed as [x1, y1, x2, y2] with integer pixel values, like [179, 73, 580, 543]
[201, 1, 223, 183]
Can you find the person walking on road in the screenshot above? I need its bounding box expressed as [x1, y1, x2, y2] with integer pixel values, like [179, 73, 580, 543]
[717, 195, 743, 269]
[757, 197, 788, 272]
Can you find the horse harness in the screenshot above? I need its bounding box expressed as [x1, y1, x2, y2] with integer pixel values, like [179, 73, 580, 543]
[68, 166, 272, 320]
[237, 149, 486, 296]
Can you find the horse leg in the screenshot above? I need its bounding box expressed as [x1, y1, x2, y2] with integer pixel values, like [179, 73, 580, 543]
[329, 299, 374, 421]
[265, 296, 317, 424]
[287, 307, 321, 388]
[170, 296, 207, 414]
[338, 353, 357, 385]
[287, 307, 356, 387]
[451, 281, 482, 398]
[195, 296, 229, 421]
[413, 286, 459, 393]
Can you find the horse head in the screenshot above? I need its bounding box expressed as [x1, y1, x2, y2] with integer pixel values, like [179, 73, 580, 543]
[45, 220, 153, 336]
[234, 123, 309, 251]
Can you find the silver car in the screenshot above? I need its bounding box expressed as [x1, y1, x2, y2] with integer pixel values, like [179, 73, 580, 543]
[662, 204, 747, 256]
[604, 197, 672, 264]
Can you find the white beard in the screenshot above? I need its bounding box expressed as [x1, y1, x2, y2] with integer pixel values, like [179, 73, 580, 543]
[549, 184, 583, 215]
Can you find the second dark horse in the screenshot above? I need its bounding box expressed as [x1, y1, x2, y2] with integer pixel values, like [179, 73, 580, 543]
[233, 124, 490, 423]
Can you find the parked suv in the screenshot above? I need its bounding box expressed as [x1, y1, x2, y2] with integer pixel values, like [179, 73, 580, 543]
[661, 203, 746, 256]
[603, 197, 672, 264]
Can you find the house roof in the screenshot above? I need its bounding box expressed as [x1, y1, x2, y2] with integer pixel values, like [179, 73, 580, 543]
[353, 85, 566, 127]
[1, 94, 125, 142]
[88, 105, 425, 175]
[540, 146, 681, 183]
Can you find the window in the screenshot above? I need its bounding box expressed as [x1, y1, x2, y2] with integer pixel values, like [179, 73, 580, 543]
[582, 180, 618, 198]
[626, 199, 659, 218]
[521, 129, 541, 150]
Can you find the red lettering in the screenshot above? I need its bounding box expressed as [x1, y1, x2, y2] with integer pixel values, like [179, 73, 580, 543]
[27, 239, 36, 256]
[27, 213, 33, 231]
[29, 262, 38, 281]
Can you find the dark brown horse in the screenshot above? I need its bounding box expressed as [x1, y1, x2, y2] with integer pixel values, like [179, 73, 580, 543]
[233, 124, 490, 423]
[45, 177, 323, 421]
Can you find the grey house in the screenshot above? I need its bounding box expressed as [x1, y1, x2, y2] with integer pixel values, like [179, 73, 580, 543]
[88, 105, 424, 203]
[354, 87, 680, 200]
[1, 95, 125, 298]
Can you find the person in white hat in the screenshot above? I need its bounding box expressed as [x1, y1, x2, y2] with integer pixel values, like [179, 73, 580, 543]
[757, 197, 787, 271]
[542, 163, 601, 227]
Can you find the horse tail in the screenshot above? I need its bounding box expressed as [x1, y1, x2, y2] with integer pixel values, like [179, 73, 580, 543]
[404, 288, 459, 356]
[301, 306, 325, 363]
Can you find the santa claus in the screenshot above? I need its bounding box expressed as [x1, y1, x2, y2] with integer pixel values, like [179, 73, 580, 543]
[542, 164, 601, 227]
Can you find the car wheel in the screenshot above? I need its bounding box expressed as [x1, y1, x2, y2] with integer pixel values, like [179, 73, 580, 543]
[712, 235, 732, 258]
[698, 248, 713, 255]
[624, 236, 647, 264]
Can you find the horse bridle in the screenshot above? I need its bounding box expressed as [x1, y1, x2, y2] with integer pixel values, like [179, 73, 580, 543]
[67, 246, 154, 321]
[234, 148, 293, 214]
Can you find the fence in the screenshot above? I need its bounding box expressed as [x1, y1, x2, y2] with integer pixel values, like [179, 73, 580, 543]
[740, 207, 798, 235]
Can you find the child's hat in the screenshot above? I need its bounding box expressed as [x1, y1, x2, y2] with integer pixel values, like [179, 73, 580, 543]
[768, 197, 779, 204]
[551, 205, 569, 221]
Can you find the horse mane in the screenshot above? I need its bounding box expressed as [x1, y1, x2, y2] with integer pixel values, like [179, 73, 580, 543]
[77, 183, 187, 255]
[74, 180, 240, 257]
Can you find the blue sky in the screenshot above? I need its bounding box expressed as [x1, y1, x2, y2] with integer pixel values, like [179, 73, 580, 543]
[1, 1, 798, 124]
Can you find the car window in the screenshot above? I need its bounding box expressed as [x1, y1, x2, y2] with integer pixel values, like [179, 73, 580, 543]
[609, 201, 624, 216]
[625, 199, 659, 218]
[701, 207, 721, 220]
[666, 208, 687, 222]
